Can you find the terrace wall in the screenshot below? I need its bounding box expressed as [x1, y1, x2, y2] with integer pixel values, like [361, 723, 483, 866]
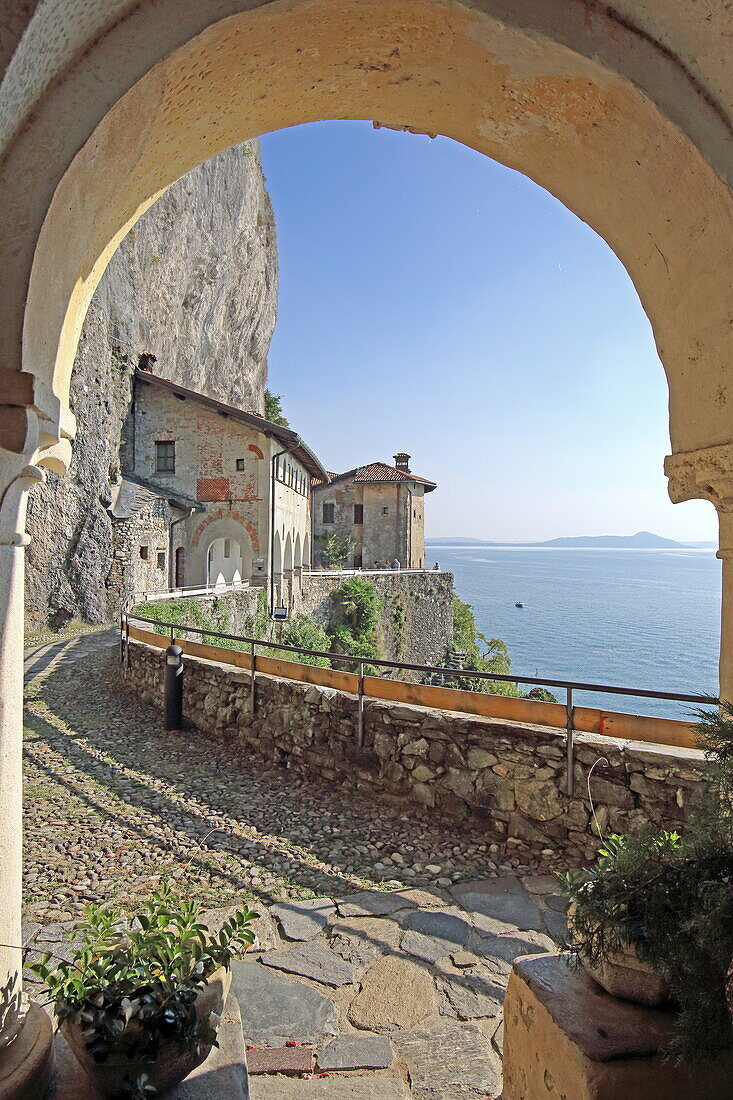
[124, 638, 708, 861]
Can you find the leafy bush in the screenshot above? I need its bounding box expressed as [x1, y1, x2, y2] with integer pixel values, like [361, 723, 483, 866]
[327, 579, 382, 672]
[275, 615, 331, 668]
[28, 885, 258, 1095]
[319, 532, 356, 569]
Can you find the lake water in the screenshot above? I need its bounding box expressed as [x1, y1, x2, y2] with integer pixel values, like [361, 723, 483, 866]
[429, 546, 721, 720]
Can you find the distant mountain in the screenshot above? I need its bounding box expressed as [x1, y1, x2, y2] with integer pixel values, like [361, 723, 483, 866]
[540, 531, 686, 548]
[427, 531, 704, 549]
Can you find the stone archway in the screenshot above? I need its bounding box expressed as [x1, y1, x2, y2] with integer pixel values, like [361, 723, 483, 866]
[2, 0, 733, 1079]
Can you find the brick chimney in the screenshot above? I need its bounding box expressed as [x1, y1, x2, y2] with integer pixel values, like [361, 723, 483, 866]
[394, 452, 411, 473]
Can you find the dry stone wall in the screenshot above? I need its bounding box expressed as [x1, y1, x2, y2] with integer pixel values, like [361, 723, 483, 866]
[125, 640, 708, 861]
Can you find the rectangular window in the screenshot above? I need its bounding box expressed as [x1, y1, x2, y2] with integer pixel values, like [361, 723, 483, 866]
[139, 545, 148, 560]
[323, 502, 335, 524]
[354, 504, 364, 524]
[155, 441, 175, 473]
[382, 506, 389, 515]
[157, 551, 165, 570]
[236, 458, 245, 471]
[224, 539, 231, 558]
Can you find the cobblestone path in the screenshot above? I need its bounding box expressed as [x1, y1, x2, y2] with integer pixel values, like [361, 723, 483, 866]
[23, 641, 573, 1096]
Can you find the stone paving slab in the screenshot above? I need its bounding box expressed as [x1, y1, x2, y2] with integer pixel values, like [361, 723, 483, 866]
[246, 1045, 315, 1075]
[456, 886, 546, 932]
[260, 941, 356, 987]
[348, 955, 439, 1033]
[271, 897, 335, 940]
[435, 965, 505, 1021]
[401, 907, 473, 963]
[317, 1034, 395, 1070]
[473, 929, 554, 967]
[336, 889, 427, 918]
[394, 1021, 501, 1100]
[250, 1080, 408, 1098]
[232, 962, 339, 1047]
[328, 916, 402, 967]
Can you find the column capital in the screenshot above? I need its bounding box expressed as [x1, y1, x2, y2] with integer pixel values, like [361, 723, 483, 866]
[665, 444, 733, 510]
[0, 462, 45, 546]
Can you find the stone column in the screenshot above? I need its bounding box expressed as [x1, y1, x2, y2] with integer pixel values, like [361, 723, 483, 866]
[0, 453, 54, 1093]
[665, 445, 733, 702]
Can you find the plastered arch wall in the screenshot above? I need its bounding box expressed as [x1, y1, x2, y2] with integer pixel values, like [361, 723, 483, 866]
[186, 514, 254, 586]
[12, 0, 733, 468]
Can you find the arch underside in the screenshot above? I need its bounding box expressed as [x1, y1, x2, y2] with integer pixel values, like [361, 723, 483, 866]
[8, 0, 732, 472]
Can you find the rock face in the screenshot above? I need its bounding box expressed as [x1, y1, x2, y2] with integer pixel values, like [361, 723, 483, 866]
[26, 140, 278, 627]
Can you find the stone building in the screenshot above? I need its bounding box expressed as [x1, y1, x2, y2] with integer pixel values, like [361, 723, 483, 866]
[113, 367, 327, 606]
[312, 454, 436, 569]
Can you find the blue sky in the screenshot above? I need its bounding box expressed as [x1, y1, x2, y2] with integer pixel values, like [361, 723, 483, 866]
[260, 121, 717, 543]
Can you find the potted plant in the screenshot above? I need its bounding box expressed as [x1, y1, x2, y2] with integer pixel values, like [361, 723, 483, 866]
[28, 884, 258, 1098]
[559, 700, 733, 1060]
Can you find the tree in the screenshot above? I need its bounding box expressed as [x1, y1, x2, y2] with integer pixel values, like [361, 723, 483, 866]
[264, 390, 289, 427]
[319, 532, 356, 569]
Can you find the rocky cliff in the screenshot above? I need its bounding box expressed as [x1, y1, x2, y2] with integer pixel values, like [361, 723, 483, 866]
[26, 140, 278, 627]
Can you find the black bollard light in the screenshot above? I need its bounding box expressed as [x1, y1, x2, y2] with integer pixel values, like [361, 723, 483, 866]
[164, 644, 184, 731]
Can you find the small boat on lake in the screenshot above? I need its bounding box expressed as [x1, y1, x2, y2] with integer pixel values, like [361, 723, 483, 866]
[515, 601, 524, 608]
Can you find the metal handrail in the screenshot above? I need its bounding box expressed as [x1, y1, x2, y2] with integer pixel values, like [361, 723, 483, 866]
[123, 610, 714, 706]
[123, 607, 715, 799]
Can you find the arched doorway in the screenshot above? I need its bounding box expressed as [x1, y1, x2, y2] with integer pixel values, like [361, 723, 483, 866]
[206, 536, 242, 587]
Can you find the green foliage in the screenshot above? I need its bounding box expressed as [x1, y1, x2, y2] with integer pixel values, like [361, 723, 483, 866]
[28, 885, 258, 1095]
[276, 615, 331, 668]
[319, 532, 356, 569]
[559, 828, 733, 1060]
[264, 391, 289, 427]
[135, 598, 230, 646]
[328, 579, 382, 672]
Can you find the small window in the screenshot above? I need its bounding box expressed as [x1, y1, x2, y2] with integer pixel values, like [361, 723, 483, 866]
[382, 507, 389, 515]
[354, 504, 364, 524]
[224, 539, 231, 558]
[323, 502, 335, 524]
[139, 545, 148, 560]
[157, 551, 165, 570]
[236, 458, 245, 471]
[155, 441, 175, 473]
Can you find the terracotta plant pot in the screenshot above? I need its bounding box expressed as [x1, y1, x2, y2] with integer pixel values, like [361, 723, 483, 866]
[61, 967, 231, 1098]
[568, 904, 669, 1007]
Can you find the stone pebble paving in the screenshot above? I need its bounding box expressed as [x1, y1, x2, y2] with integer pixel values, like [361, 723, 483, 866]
[22, 635, 575, 1096]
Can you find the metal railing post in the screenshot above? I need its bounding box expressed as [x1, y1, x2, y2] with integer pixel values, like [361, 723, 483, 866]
[357, 660, 365, 748]
[250, 642, 257, 716]
[566, 686, 574, 797]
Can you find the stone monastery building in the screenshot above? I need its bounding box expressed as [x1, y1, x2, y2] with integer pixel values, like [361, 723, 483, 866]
[109, 367, 327, 602]
[108, 367, 437, 605]
[312, 456, 436, 569]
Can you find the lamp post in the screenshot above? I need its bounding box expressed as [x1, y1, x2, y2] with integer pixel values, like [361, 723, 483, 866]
[164, 644, 183, 730]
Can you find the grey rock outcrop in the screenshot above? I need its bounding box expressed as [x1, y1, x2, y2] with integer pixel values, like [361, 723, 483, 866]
[26, 140, 278, 627]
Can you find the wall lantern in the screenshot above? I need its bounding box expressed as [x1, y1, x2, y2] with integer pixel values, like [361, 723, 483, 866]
[273, 605, 288, 621]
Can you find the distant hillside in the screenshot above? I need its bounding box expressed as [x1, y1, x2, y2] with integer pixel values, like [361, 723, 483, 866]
[540, 531, 687, 548]
[427, 531, 702, 549]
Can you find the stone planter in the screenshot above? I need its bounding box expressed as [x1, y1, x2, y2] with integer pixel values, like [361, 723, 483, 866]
[60, 967, 231, 1098]
[568, 905, 669, 1007]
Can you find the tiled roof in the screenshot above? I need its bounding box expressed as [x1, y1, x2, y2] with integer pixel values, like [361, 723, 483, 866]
[317, 462, 436, 491]
[134, 369, 328, 481]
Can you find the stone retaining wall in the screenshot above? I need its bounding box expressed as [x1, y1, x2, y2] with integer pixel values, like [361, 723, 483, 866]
[125, 639, 708, 861]
[295, 572, 454, 667]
